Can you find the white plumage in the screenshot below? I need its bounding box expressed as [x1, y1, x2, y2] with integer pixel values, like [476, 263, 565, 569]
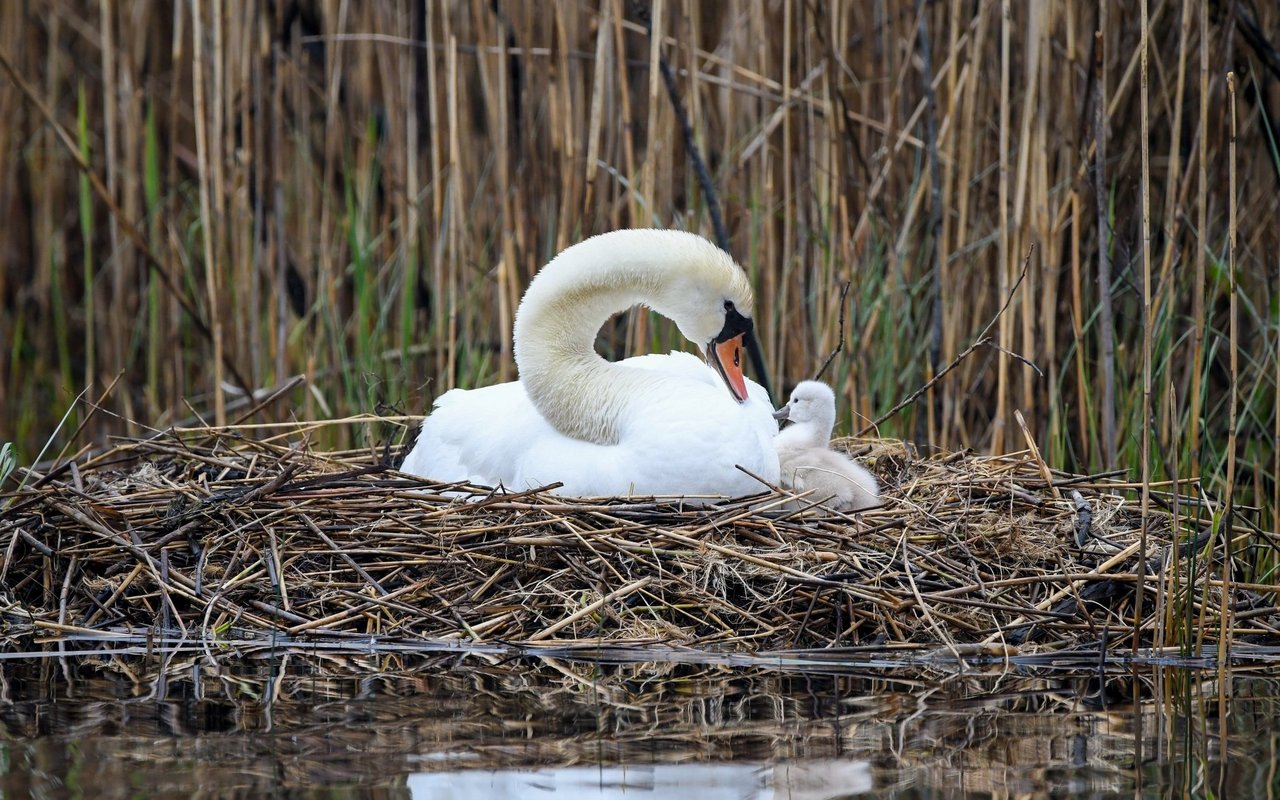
[773, 381, 879, 511]
[399, 229, 779, 498]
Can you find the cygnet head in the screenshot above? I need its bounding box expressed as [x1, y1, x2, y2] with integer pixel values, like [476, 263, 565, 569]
[773, 380, 838, 442]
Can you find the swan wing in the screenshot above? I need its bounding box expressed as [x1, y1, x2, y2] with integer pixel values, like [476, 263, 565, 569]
[402, 381, 632, 493]
[400, 382, 546, 487]
[401, 351, 778, 497]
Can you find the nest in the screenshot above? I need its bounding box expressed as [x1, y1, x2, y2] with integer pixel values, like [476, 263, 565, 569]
[2, 421, 1276, 661]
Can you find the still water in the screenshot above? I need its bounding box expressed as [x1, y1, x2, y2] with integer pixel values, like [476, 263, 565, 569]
[1, 645, 1277, 798]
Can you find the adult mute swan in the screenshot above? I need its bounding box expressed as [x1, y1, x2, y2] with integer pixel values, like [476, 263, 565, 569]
[773, 381, 880, 511]
[400, 229, 779, 497]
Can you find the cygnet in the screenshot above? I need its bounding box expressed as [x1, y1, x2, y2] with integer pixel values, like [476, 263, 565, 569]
[772, 380, 879, 511]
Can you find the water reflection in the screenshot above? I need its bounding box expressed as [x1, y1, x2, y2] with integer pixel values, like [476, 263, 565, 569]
[407, 761, 872, 800]
[0, 648, 1276, 798]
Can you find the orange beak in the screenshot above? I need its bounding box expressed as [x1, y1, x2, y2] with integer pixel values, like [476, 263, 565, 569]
[710, 333, 750, 403]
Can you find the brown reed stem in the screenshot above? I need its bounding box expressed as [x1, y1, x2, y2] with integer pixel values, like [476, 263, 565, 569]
[917, 0, 944, 446]
[1189, 0, 1209, 477]
[191, 0, 225, 427]
[994, 0, 1011, 454]
[1093, 19, 1117, 470]
[1137, 0, 1152, 653]
[1221, 70, 1238, 668]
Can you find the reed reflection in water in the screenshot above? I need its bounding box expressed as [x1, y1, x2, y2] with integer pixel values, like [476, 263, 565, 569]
[406, 761, 872, 800]
[0, 650, 1277, 798]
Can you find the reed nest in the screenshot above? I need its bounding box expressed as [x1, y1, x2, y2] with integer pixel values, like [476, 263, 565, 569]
[2, 422, 1276, 658]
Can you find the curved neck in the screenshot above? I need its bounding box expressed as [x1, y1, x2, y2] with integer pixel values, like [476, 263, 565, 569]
[512, 232, 709, 444]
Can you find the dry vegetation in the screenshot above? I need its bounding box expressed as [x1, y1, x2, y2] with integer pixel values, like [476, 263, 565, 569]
[0, 2, 1278, 652]
[3, 421, 1277, 658]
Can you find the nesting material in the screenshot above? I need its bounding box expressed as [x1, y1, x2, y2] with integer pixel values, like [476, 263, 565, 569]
[1, 424, 1275, 657]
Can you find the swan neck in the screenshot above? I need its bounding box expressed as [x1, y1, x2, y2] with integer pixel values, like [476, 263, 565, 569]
[513, 250, 672, 445]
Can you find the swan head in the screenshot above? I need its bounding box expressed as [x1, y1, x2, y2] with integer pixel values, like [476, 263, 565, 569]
[514, 229, 760, 413]
[645, 237, 757, 404]
[773, 380, 837, 432]
[696, 299, 754, 403]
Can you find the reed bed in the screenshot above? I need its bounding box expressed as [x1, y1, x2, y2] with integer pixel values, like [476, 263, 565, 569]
[3, 422, 1275, 658]
[0, 1, 1277, 538]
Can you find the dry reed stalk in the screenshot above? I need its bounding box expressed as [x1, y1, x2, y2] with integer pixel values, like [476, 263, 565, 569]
[445, 34, 461, 392]
[917, 0, 943, 447]
[401, 6, 423, 376]
[1093, 17, 1116, 470]
[947, 3, 988, 442]
[1188, 0, 1209, 477]
[191, 0, 225, 427]
[557, 5, 580, 239]
[641, 0, 664, 223]
[936, 0, 963, 446]
[1159, 382, 1177, 649]
[1221, 71, 1238, 668]
[497, 13, 521, 383]
[1011, 4, 1043, 430]
[425, 4, 442, 235]
[1136, 0, 1152, 651]
[778, 0, 794, 383]
[994, 0, 1011, 454]
[98, 0, 123, 387]
[1032, 5, 1057, 449]
[583, 1, 610, 219]
[1159, 0, 1195, 293]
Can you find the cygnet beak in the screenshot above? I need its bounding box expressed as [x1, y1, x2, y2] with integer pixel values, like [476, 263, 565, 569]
[708, 333, 750, 403]
[772, 404, 790, 421]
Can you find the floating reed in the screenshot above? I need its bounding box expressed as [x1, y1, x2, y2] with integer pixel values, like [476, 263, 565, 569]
[3, 421, 1275, 660]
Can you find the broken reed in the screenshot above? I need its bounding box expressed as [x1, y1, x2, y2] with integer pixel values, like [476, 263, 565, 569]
[3, 425, 1277, 655]
[0, 2, 1276, 528]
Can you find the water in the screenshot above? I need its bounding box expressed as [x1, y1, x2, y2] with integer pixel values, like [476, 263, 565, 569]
[2, 646, 1277, 798]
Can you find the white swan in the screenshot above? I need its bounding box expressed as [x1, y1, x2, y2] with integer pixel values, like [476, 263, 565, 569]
[773, 381, 880, 511]
[400, 229, 779, 497]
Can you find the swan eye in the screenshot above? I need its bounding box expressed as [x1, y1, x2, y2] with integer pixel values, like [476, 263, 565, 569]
[714, 300, 752, 342]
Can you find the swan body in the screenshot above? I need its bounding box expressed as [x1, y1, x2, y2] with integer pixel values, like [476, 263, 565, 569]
[773, 381, 879, 511]
[400, 229, 779, 497]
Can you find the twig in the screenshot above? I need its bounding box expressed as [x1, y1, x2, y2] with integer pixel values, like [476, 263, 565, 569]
[814, 281, 852, 382]
[858, 245, 1033, 436]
